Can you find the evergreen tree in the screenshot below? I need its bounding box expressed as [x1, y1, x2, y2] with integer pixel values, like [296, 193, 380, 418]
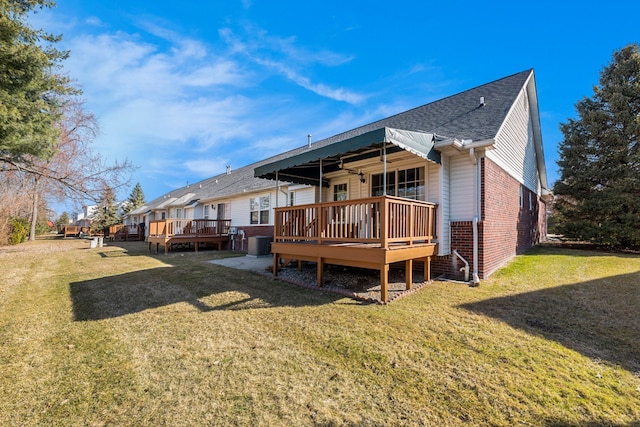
[0, 0, 76, 165]
[554, 44, 640, 248]
[91, 185, 120, 235]
[122, 182, 145, 214]
[54, 211, 69, 232]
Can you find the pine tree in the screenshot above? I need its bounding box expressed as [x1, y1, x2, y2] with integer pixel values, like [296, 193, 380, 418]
[122, 182, 145, 214]
[554, 44, 640, 248]
[55, 211, 70, 232]
[0, 0, 76, 165]
[91, 185, 120, 235]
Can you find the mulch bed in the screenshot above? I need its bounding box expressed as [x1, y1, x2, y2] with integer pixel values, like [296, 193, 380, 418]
[259, 262, 432, 304]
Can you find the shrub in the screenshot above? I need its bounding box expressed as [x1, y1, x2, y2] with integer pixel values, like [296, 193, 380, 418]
[9, 217, 29, 245]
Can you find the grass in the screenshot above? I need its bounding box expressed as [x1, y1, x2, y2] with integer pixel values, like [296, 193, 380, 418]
[0, 239, 639, 426]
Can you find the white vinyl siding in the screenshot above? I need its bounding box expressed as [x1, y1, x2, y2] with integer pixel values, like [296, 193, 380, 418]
[226, 190, 281, 227]
[428, 157, 450, 255]
[292, 187, 315, 206]
[488, 87, 541, 194]
[449, 155, 475, 220]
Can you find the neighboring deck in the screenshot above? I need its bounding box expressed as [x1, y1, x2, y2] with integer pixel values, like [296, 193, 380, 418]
[109, 224, 144, 241]
[62, 225, 92, 238]
[148, 219, 231, 254]
[271, 196, 438, 302]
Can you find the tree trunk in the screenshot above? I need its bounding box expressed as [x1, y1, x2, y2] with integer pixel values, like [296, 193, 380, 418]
[29, 176, 39, 241]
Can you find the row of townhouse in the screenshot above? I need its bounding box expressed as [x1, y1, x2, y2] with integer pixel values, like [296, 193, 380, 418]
[125, 69, 550, 284]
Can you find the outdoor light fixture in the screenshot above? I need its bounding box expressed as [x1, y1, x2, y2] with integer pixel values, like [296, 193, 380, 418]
[359, 172, 365, 183]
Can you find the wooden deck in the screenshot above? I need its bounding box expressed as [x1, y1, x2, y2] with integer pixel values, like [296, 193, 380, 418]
[147, 219, 231, 254]
[62, 225, 92, 238]
[271, 196, 438, 302]
[108, 224, 144, 241]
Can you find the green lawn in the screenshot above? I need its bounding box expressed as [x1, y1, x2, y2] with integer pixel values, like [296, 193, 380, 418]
[1, 239, 638, 426]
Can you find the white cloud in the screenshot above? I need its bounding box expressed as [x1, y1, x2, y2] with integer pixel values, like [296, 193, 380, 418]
[67, 31, 249, 105]
[219, 26, 366, 104]
[85, 16, 105, 27]
[59, 27, 264, 180]
[184, 159, 230, 177]
[51, 16, 382, 203]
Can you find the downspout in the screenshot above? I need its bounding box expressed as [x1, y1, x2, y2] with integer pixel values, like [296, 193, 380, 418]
[452, 249, 469, 282]
[470, 147, 481, 286]
[382, 143, 387, 195]
[319, 158, 323, 203]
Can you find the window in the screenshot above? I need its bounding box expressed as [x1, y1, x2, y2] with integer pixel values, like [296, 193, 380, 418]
[398, 167, 425, 200]
[372, 167, 425, 200]
[519, 186, 524, 208]
[217, 203, 230, 220]
[333, 183, 348, 201]
[371, 172, 395, 196]
[289, 191, 295, 206]
[161, 212, 166, 220]
[250, 195, 270, 224]
[175, 208, 183, 219]
[203, 204, 210, 219]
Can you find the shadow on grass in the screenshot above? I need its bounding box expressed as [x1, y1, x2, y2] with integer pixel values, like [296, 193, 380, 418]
[459, 271, 640, 373]
[70, 260, 344, 322]
[542, 419, 640, 427]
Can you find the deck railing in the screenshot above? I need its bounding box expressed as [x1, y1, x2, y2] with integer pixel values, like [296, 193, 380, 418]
[109, 224, 141, 235]
[148, 219, 231, 238]
[274, 196, 437, 247]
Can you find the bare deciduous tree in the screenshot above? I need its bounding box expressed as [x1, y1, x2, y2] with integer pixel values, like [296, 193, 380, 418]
[2, 98, 134, 241]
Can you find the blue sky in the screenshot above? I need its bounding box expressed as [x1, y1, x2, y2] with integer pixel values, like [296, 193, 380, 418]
[37, 0, 639, 212]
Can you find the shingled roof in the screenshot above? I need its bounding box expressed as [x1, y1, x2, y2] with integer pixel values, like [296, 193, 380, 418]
[255, 70, 536, 184]
[136, 69, 538, 213]
[309, 69, 532, 146]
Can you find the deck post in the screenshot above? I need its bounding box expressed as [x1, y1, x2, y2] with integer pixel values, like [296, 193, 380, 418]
[317, 257, 324, 287]
[380, 264, 389, 303]
[424, 257, 431, 282]
[405, 259, 413, 290]
[272, 253, 279, 277]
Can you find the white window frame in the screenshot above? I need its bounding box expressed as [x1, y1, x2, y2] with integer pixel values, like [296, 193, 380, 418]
[250, 195, 270, 225]
[519, 186, 524, 209]
[333, 182, 348, 201]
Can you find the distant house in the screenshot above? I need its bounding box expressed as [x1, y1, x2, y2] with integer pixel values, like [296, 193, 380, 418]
[125, 69, 548, 299]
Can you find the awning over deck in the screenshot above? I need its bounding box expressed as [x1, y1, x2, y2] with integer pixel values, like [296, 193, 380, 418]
[254, 127, 441, 187]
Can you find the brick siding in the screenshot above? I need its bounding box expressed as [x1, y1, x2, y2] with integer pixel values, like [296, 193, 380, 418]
[433, 157, 546, 280]
[227, 225, 274, 251]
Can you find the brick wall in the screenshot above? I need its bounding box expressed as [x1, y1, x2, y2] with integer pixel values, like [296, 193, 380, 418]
[481, 157, 546, 276]
[432, 158, 546, 280]
[432, 221, 474, 280]
[227, 225, 274, 251]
